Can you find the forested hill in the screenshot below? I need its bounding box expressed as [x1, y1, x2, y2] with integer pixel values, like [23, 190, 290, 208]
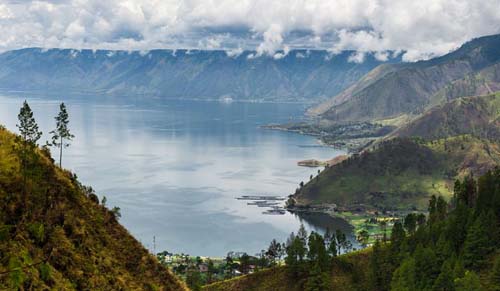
[309, 33, 500, 122]
[204, 170, 500, 290]
[293, 92, 500, 210]
[0, 48, 399, 102]
[0, 126, 187, 290]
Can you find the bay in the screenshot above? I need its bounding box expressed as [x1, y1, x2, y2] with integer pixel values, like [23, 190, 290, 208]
[0, 93, 355, 257]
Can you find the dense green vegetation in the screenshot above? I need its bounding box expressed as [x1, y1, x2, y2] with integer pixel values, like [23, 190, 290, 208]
[0, 102, 186, 290]
[204, 171, 500, 290]
[369, 168, 500, 291]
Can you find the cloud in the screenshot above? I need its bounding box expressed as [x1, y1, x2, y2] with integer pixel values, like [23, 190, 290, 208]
[347, 51, 366, 63]
[225, 47, 243, 58]
[0, 0, 499, 61]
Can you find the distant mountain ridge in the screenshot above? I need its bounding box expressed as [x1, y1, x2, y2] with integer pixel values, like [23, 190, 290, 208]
[0, 48, 399, 102]
[310, 34, 500, 122]
[392, 93, 500, 140]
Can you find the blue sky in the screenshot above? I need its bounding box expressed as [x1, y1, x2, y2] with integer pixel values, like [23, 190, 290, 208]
[1, 0, 500, 61]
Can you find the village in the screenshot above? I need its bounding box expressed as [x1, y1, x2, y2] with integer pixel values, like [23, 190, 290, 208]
[157, 249, 282, 288]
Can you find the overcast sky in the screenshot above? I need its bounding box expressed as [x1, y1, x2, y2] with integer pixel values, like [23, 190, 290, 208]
[1, 0, 500, 61]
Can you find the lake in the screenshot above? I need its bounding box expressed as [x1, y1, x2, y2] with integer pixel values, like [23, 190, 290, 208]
[0, 93, 355, 257]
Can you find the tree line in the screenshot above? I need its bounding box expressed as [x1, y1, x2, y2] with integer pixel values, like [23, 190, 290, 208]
[214, 169, 500, 290]
[370, 169, 500, 291]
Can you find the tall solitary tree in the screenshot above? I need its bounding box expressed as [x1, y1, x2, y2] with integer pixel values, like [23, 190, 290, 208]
[266, 239, 281, 265]
[17, 100, 42, 198]
[50, 103, 74, 167]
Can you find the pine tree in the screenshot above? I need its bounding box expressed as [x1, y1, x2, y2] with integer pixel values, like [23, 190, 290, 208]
[298, 224, 308, 243]
[285, 232, 307, 277]
[455, 175, 477, 208]
[404, 213, 417, 234]
[267, 239, 281, 265]
[436, 196, 448, 220]
[17, 101, 43, 146]
[16, 100, 42, 201]
[390, 221, 406, 255]
[435, 234, 453, 264]
[454, 271, 482, 291]
[428, 195, 438, 224]
[432, 260, 454, 291]
[414, 245, 439, 290]
[369, 240, 392, 291]
[327, 233, 337, 257]
[463, 213, 494, 270]
[391, 257, 416, 291]
[50, 102, 74, 168]
[304, 263, 330, 291]
[446, 202, 470, 253]
[307, 232, 329, 272]
[489, 255, 500, 291]
[452, 259, 465, 280]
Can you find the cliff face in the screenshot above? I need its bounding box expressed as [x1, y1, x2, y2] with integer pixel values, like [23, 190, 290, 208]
[0, 48, 399, 102]
[0, 127, 187, 290]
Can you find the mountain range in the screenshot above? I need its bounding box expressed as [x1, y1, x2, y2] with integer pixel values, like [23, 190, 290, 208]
[310, 34, 500, 123]
[0, 48, 399, 102]
[292, 34, 500, 211]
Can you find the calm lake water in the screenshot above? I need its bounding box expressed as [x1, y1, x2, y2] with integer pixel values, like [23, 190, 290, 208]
[0, 93, 355, 256]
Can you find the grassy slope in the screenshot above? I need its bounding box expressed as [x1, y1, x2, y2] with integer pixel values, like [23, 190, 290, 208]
[431, 62, 500, 106]
[295, 136, 500, 210]
[0, 127, 187, 290]
[392, 92, 500, 140]
[203, 249, 372, 291]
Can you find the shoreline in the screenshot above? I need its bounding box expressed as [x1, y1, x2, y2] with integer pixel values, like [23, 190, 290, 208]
[286, 203, 407, 245]
[261, 123, 383, 153]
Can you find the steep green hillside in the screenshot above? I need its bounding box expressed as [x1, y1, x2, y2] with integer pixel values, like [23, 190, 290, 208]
[294, 136, 500, 210]
[0, 127, 187, 290]
[392, 93, 500, 140]
[309, 34, 500, 123]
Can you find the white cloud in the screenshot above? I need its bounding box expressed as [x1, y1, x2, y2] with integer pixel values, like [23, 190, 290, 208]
[226, 47, 244, 58]
[295, 52, 305, 58]
[0, 4, 13, 20]
[347, 51, 366, 63]
[374, 51, 389, 61]
[0, 0, 499, 61]
[256, 24, 285, 56]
